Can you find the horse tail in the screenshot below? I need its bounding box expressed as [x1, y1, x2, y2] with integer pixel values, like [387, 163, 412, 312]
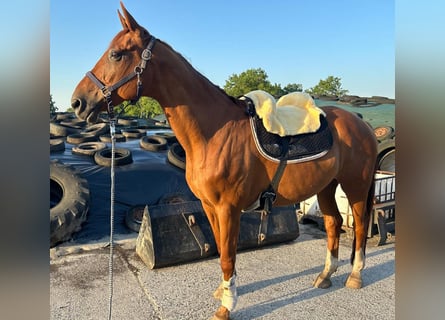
[365, 177, 376, 242]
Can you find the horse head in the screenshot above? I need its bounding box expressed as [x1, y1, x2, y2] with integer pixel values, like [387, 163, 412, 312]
[71, 2, 153, 123]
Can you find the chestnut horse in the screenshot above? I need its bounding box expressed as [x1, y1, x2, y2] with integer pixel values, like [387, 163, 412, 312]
[71, 3, 377, 319]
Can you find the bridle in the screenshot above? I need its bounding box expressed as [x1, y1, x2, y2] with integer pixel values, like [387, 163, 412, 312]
[85, 35, 157, 120]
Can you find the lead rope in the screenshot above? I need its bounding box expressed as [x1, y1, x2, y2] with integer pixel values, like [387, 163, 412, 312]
[85, 36, 157, 320]
[108, 118, 116, 320]
[104, 93, 116, 320]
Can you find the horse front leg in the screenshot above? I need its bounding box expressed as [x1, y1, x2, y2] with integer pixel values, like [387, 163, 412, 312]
[314, 181, 343, 289]
[200, 203, 227, 300]
[211, 204, 241, 320]
[200, 202, 225, 299]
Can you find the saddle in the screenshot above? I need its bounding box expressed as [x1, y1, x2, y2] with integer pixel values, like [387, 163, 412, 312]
[241, 90, 333, 164]
[240, 91, 333, 214]
[244, 90, 326, 136]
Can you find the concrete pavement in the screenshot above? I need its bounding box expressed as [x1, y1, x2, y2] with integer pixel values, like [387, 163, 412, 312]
[50, 224, 395, 320]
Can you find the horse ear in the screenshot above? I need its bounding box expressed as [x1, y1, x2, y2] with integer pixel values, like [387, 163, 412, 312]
[119, 1, 140, 31]
[117, 9, 127, 30]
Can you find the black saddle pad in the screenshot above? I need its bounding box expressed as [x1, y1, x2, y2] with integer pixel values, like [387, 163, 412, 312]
[250, 114, 333, 162]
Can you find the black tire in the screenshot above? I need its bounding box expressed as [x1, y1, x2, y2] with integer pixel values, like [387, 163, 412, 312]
[55, 112, 76, 121]
[377, 138, 395, 154]
[50, 160, 90, 247]
[377, 138, 395, 171]
[374, 126, 395, 142]
[117, 117, 138, 126]
[350, 98, 368, 106]
[125, 205, 146, 233]
[354, 112, 363, 119]
[72, 142, 107, 156]
[167, 142, 186, 170]
[154, 132, 177, 144]
[137, 118, 158, 129]
[50, 122, 82, 137]
[378, 149, 395, 172]
[121, 128, 146, 139]
[158, 192, 192, 204]
[339, 95, 360, 103]
[99, 133, 126, 143]
[82, 123, 110, 137]
[50, 138, 65, 153]
[140, 135, 168, 151]
[66, 133, 98, 144]
[60, 119, 87, 129]
[94, 147, 133, 166]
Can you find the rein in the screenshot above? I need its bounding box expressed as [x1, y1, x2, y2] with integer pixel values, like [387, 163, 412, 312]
[85, 35, 156, 119]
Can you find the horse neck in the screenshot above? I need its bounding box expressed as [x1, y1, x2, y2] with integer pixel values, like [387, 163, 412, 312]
[146, 43, 243, 152]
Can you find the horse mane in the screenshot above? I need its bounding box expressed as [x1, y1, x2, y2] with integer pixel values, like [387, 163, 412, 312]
[156, 38, 239, 106]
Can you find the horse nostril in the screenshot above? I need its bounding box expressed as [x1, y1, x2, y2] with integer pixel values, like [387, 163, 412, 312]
[71, 98, 85, 113]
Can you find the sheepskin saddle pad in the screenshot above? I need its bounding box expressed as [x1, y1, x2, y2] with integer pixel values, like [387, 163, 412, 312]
[241, 90, 333, 163]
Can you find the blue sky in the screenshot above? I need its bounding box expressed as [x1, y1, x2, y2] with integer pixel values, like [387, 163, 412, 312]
[50, 0, 394, 110]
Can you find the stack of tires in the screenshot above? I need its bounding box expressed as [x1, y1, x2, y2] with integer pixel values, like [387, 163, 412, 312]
[50, 112, 188, 246]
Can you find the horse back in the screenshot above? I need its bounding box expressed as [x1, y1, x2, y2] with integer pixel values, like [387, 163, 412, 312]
[320, 106, 378, 187]
[322, 106, 377, 163]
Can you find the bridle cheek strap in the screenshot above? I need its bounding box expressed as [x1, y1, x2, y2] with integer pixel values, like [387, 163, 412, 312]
[85, 35, 156, 119]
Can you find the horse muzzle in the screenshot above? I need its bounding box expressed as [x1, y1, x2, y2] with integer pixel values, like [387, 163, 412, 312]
[71, 97, 101, 124]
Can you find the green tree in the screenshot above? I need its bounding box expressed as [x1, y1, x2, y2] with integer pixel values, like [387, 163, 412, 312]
[305, 76, 348, 97]
[224, 68, 278, 98]
[50, 94, 58, 114]
[120, 96, 163, 119]
[224, 68, 303, 99]
[282, 83, 303, 94]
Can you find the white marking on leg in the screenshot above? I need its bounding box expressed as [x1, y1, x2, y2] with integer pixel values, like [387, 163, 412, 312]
[352, 248, 365, 273]
[323, 249, 338, 275]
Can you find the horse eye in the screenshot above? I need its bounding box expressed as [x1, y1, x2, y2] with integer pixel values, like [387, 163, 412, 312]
[109, 50, 122, 61]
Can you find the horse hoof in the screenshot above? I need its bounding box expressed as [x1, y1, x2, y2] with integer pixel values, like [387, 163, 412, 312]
[345, 273, 362, 289]
[211, 306, 230, 320]
[313, 275, 332, 289]
[213, 283, 223, 300]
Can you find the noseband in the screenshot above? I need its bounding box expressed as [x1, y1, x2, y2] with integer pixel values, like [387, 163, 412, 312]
[85, 35, 157, 120]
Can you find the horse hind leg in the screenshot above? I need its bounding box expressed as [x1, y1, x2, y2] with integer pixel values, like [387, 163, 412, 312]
[342, 178, 374, 289]
[313, 180, 343, 289]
